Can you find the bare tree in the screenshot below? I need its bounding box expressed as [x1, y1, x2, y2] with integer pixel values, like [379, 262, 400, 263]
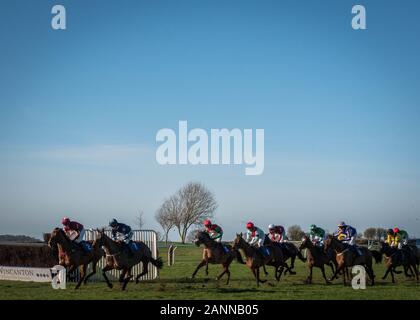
[287, 225, 306, 241]
[155, 195, 179, 245]
[135, 211, 145, 230]
[376, 228, 387, 241]
[364, 227, 376, 240]
[156, 182, 217, 244]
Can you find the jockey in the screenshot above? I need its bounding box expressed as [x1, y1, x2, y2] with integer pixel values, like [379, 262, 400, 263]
[203, 219, 223, 242]
[334, 221, 362, 256]
[109, 219, 136, 253]
[245, 221, 265, 247]
[268, 224, 287, 243]
[61, 217, 85, 243]
[387, 227, 409, 249]
[334, 221, 357, 245]
[309, 224, 326, 246]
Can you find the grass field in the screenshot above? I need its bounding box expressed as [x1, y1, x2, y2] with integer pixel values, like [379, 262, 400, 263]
[0, 244, 419, 300]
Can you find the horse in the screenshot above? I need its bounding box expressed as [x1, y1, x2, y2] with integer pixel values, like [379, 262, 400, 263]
[379, 242, 419, 283]
[94, 229, 163, 290]
[191, 231, 244, 284]
[324, 235, 377, 286]
[263, 234, 305, 275]
[48, 227, 104, 289]
[232, 233, 285, 286]
[299, 236, 336, 284]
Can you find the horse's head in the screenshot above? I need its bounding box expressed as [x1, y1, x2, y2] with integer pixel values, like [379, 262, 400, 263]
[232, 233, 244, 250]
[94, 228, 106, 246]
[193, 231, 209, 247]
[299, 235, 310, 251]
[379, 241, 389, 254]
[48, 228, 66, 246]
[323, 234, 334, 251]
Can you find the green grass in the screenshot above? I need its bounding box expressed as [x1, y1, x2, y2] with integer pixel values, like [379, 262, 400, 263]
[0, 245, 419, 300]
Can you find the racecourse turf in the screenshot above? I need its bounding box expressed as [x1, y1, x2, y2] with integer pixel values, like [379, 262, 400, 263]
[0, 244, 419, 300]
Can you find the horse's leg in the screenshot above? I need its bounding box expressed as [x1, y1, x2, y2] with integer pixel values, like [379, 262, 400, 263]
[290, 255, 296, 270]
[216, 265, 227, 282]
[288, 258, 297, 275]
[328, 262, 336, 279]
[135, 260, 149, 284]
[321, 265, 331, 284]
[102, 265, 114, 289]
[122, 268, 133, 291]
[403, 264, 412, 278]
[306, 265, 313, 284]
[83, 261, 97, 285]
[75, 264, 87, 290]
[119, 269, 127, 285]
[205, 260, 209, 276]
[328, 263, 341, 282]
[390, 266, 395, 283]
[251, 267, 259, 286]
[283, 262, 295, 275]
[191, 260, 207, 279]
[382, 265, 391, 280]
[222, 262, 231, 285]
[277, 265, 285, 281]
[263, 265, 268, 276]
[257, 267, 266, 284]
[342, 266, 347, 286]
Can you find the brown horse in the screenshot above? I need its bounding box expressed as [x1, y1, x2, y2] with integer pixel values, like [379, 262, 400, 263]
[48, 227, 104, 289]
[94, 229, 163, 290]
[232, 233, 285, 286]
[263, 235, 305, 275]
[191, 231, 244, 284]
[379, 242, 419, 283]
[324, 235, 377, 286]
[299, 236, 336, 284]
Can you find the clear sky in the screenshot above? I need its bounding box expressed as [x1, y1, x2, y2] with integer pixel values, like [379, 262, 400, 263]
[1, 0, 419, 239]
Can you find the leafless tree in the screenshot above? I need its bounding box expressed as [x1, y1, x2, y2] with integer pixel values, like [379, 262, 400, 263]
[156, 182, 218, 244]
[155, 195, 179, 245]
[135, 211, 145, 230]
[364, 227, 376, 240]
[375, 228, 387, 241]
[287, 225, 306, 241]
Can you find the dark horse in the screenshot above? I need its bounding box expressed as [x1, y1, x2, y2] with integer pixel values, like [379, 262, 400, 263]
[48, 228, 104, 289]
[94, 229, 163, 290]
[299, 236, 336, 284]
[263, 235, 305, 275]
[191, 231, 244, 284]
[232, 233, 285, 286]
[324, 235, 378, 286]
[379, 242, 419, 283]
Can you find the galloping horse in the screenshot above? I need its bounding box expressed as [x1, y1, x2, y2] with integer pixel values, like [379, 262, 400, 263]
[324, 235, 377, 286]
[379, 242, 419, 283]
[191, 231, 244, 284]
[263, 235, 305, 275]
[299, 236, 336, 284]
[94, 229, 163, 290]
[48, 227, 104, 289]
[232, 233, 285, 286]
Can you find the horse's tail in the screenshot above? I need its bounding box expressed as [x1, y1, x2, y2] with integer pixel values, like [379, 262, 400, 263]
[234, 249, 245, 264]
[370, 250, 382, 264]
[150, 256, 163, 269]
[296, 247, 306, 262]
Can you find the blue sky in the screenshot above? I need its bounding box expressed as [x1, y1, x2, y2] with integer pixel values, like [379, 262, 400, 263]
[0, 0, 419, 239]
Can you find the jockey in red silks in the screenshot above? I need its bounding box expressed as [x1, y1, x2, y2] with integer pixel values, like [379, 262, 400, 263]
[267, 224, 287, 243]
[203, 219, 223, 242]
[61, 217, 85, 243]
